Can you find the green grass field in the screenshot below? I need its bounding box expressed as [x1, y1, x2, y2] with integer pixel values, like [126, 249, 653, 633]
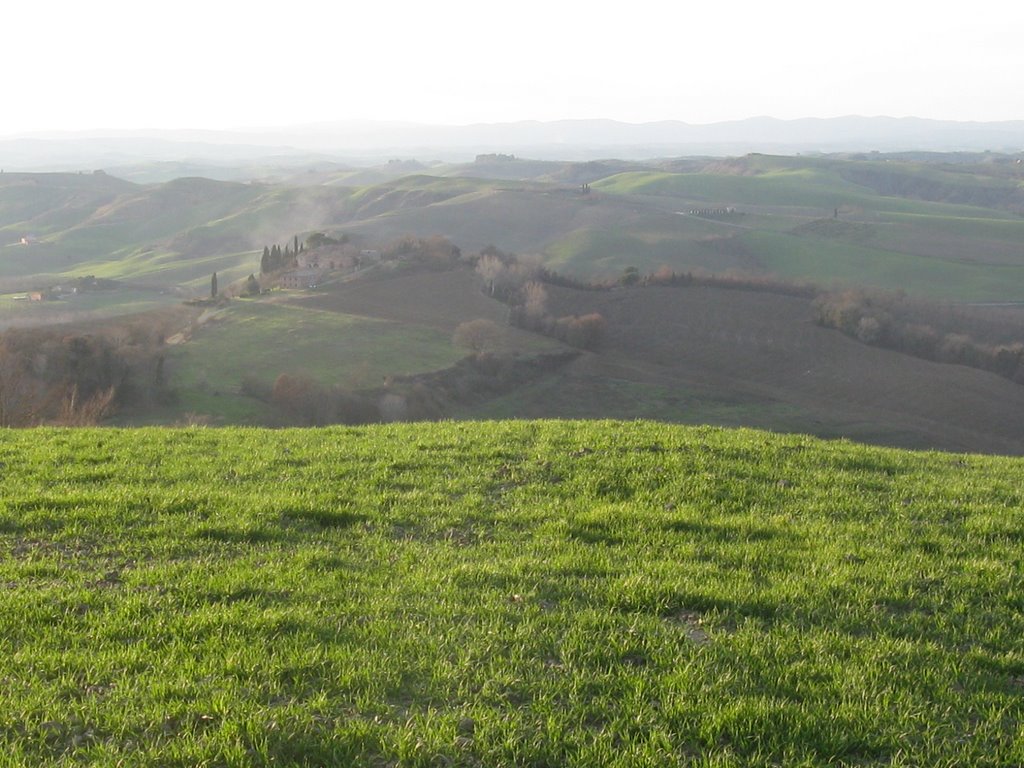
[0, 290, 183, 331]
[1, 422, 1022, 766]
[741, 229, 1024, 301]
[588, 164, 1024, 300]
[164, 298, 466, 423]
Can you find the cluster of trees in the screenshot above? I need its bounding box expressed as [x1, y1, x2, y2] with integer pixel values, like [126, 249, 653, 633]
[246, 349, 577, 427]
[472, 248, 607, 350]
[506, 280, 607, 350]
[246, 373, 442, 426]
[243, 274, 261, 296]
[0, 318, 174, 426]
[260, 235, 304, 274]
[508, 305, 607, 350]
[452, 319, 502, 353]
[813, 289, 1024, 383]
[475, 248, 544, 301]
[305, 232, 348, 250]
[382, 235, 462, 267]
[242, 348, 577, 428]
[265, 374, 379, 426]
[631, 265, 817, 297]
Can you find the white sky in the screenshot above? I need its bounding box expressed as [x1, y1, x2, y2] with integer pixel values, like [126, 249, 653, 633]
[2, 0, 1021, 135]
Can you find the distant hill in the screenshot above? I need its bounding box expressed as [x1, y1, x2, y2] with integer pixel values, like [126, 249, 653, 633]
[0, 173, 359, 293]
[5, 151, 1024, 306]
[5, 117, 1024, 170]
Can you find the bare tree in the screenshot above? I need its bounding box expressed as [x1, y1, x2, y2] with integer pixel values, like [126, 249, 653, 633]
[522, 281, 548, 320]
[453, 319, 502, 353]
[475, 255, 506, 296]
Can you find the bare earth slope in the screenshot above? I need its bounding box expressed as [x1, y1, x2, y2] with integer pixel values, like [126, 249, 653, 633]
[541, 284, 1024, 454]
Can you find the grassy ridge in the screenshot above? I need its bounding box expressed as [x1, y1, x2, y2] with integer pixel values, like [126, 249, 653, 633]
[1, 422, 1022, 766]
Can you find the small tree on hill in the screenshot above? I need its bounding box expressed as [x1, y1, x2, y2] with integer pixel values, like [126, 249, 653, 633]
[522, 281, 548, 321]
[453, 319, 502, 353]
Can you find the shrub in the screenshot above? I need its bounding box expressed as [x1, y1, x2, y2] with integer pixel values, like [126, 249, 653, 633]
[453, 319, 502, 353]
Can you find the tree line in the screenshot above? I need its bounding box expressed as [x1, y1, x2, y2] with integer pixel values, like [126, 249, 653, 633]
[0, 315, 178, 426]
[241, 351, 576, 427]
[813, 289, 1024, 383]
[472, 246, 607, 350]
[260, 236, 304, 275]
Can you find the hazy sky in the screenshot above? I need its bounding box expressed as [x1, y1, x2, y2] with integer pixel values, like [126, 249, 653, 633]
[3, 0, 1021, 135]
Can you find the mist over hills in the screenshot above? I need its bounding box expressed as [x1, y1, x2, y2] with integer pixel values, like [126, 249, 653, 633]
[4, 116, 1024, 172]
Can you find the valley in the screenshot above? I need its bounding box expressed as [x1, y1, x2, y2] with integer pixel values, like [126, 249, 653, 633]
[3, 151, 1024, 452]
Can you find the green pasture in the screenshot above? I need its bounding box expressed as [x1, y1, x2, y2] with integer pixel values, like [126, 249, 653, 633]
[0, 289, 181, 330]
[544, 229, 696, 278]
[594, 168, 1023, 220]
[166, 299, 463, 422]
[745, 229, 1024, 301]
[69, 249, 259, 291]
[583, 165, 1024, 300]
[0, 422, 1021, 765]
[878, 211, 1024, 241]
[593, 169, 866, 209]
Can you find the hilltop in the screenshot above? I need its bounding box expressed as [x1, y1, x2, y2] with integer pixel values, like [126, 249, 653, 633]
[0, 421, 1021, 765]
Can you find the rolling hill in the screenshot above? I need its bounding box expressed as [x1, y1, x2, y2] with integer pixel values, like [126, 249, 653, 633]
[116, 258, 1024, 455]
[4, 152, 1024, 301]
[4, 153, 1024, 447]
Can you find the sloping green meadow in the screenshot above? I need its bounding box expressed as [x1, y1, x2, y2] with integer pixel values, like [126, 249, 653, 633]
[0, 422, 1022, 766]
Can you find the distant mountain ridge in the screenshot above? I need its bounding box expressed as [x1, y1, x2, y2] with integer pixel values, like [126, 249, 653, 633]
[3, 117, 1024, 169]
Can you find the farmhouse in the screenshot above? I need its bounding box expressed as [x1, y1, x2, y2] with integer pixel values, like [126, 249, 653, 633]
[280, 268, 324, 290]
[689, 207, 739, 218]
[297, 244, 357, 272]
